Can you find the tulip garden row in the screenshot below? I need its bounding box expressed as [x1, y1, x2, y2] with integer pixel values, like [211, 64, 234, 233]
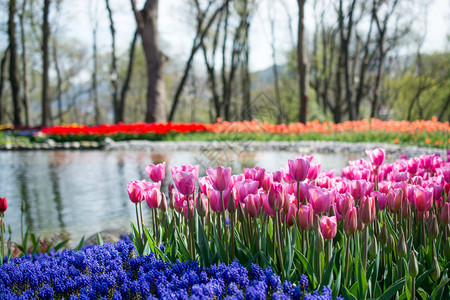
[123, 148, 450, 299]
[2, 118, 448, 148]
[1, 148, 450, 298]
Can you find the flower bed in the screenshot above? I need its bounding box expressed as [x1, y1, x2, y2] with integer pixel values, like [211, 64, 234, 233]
[0, 238, 336, 299]
[10, 118, 447, 148]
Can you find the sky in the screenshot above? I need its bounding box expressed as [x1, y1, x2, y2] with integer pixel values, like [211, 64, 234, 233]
[37, 0, 450, 72]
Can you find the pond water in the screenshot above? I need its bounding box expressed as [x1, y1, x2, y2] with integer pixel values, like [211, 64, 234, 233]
[0, 149, 356, 245]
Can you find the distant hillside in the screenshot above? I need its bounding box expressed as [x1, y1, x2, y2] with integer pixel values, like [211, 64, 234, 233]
[251, 65, 286, 90]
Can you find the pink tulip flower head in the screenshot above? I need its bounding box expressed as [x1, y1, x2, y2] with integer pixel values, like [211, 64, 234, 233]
[233, 180, 259, 203]
[244, 193, 261, 218]
[371, 191, 387, 211]
[244, 167, 266, 188]
[170, 164, 199, 196]
[283, 205, 298, 228]
[207, 186, 232, 213]
[0, 196, 7, 213]
[335, 192, 354, 216]
[307, 163, 321, 181]
[272, 171, 282, 183]
[308, 187, 332, 214]
[297, 203, 314, 230]
[343, 206, 357, 235]
[360, 196, 376, 224]
[387, 188, 403, 213]
[127, 181, 146, 204]
[288, 157, 310, 182]
[261, 173, 273, 192]
[145, 187, 162, 209]
[268, 182, 285, 213]
[182, 195, 195, 219]
[366, 148, 386, 167]
[145, 162, 166, 182]
[281, 165, 294, 183]
[414, 186, 433, 213]
[320, 216, 337, 240]
[206, 166, 232, 191]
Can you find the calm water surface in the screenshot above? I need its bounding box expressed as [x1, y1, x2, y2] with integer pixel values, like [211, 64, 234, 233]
[0, 150, 355, 245]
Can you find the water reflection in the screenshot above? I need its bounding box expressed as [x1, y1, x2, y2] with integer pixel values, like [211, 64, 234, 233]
[0, 149, 354, 245]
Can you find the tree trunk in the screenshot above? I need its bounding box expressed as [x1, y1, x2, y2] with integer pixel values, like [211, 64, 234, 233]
[53, 41, 63, 123]
[0, 47, 10, 124]
[19, 0, 29, 127]
[269, 15, 282, 124]
[105, 0, 119, 123]
[119, 29, 138, 123]
[131, 0, 166, 123]
[241, 2, 251, 121]
[41, 0, 51, 127]
[9, 0, 22, 126]
[91, 23, 100, 124]
[297, 0, 309, 124]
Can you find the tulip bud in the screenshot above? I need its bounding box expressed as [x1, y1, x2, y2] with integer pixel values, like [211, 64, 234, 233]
[431, 256, 440, 281]
[379, 223, 388, 245]
[401, 198, 411, 219]
[386, 234, 395, 252]
[160, 193, 167, 212]
[237, 203, 245, 222]
[196, 193, 207, 217]
[168, 185, 175, 210]
[441, 203, 450, 225]
[427, 212, 439, 239]
[8, 224, 12, 235]
[0, 197, 7, 213]
[227, 193, 236, 214]
[314, 228, 324, 253]
[396, 231, 407, 258]
[369, 236, 378, 259]
[444, 239, 450, 259]
[343, 207, 357, 236]
[21, 200, 26, 212]
[408, 250, 419, 278]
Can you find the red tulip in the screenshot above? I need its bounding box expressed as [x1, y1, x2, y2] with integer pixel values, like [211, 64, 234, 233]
[297, 204, 314, 230]
[320, 216, 337, 240]
[206, 166, 232, 191]
[145, 162, 166, 182]
[365, 148, 385, 167]
[343, 206, 357, 235]
[288, 157, 310, 182]
[0, 197, 7, 213]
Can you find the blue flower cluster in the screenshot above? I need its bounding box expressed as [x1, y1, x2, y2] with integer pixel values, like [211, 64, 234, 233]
[0, 238, 341, 299]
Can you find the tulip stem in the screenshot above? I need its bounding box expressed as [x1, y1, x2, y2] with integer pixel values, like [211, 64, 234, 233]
[220, 191, 228, 263]
[411, 277, 416, 300]
[421, 214, 426, 249]
[362, 225, 368, 271]
[0, 214, 4, 261]
[275, 211, 285, 281]
[297, 181, 301, 208]
[230, 213, 236, 259]
[344, 234, 351, 287]
[135, 203, 142, 240]
[139, 202, 145, 241]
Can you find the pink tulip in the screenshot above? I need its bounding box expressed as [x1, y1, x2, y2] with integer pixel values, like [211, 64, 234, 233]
[307, 163, 321, 181]
[320, 216, 337, 240]
[407, 158, 419, 174]
[199, 176, 212, 195]
[172, 190, 185, 213]
[145, 187, 162, 209]
[272, 171, 282, 183]
[414, 186, 433, 212]
[387, 188, 403, 212]
[206, 166, 232, 191]
[145, 162, 166, 182]
[244, 193, 261, 218]
[441, 202, 450, 225]
[297, 204, 314, 230]
[261, 173, 273, 192]
[208, 187, 232, 212]
[283, 205, 298, 228]
[360, 196, 376, 224]
[366, 148, 386, 167]
[268, 182, 284, 212]
[244, 167, 266, 187]
[288, 157, 310, 182]
[371, 191, 387, 211]
[233, 180, 259, 203]
[281, 165, 294, 183]
[172, 170, 197, 196]
[335, 192, 354, 216]
[343, 206, 357, 235]
[127, 180, 146, 203]
[308, 187, 332, 214]
[182, 196, 195, 219]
